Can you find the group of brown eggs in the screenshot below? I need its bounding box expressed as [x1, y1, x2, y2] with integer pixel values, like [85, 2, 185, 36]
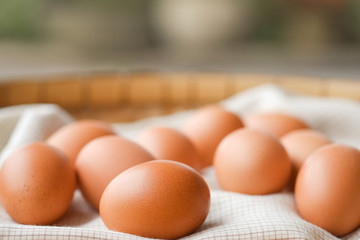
[0, 105, 359, 239]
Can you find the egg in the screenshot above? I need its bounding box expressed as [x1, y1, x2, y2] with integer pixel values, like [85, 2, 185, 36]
[76, 135, 154, 210]
[100, 160, 210, 239]
[295, 144, 360, 237]
[214, 128, 291, 194]
[47, 120, 115, 165]
[182, 105, 244, 169]
[136, 126, 201, 171]
[281, 129, 332, 190]
[244, 113, 308, 138]
[0, 142, 76, 225]
[281, 129, 332, 171]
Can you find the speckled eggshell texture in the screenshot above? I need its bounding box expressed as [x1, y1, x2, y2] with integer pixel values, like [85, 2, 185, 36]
[0, 142, 76, 225]
[99, 160, 211, 239]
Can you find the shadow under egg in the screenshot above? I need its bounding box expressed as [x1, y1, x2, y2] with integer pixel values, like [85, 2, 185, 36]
[53, 190, 99, 227]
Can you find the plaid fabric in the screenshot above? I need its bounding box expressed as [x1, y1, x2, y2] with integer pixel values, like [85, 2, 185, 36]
[0, 85, 359, 240]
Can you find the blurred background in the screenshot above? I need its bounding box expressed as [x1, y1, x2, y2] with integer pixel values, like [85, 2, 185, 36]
[1, 0, 360, 79]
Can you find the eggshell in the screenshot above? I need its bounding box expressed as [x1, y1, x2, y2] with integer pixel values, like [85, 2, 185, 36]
[182, 105, 244, 169]
[76, 135, 154, 210]
[214, 128, 291, 194]
[100, 160, 210, 239]
[47, 120, 115, 165]
[0, 142, 76, 225]
[295, 144, 360, 237]
[136, 126, 201, 171]
[281, 129, 332, 190]
[244, 113, 308, 138]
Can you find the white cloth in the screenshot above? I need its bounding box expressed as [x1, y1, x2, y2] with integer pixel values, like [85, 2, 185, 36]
[0, 84, 359, 240]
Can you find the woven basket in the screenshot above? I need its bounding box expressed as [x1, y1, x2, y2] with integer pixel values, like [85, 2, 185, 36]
[0, 72, 359, 122]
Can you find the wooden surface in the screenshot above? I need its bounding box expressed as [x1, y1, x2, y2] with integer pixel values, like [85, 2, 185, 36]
[0, 72, 359, 122]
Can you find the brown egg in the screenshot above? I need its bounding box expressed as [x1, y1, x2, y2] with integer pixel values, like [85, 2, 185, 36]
[0, 142, 76, 225]
[182, 105, 244, 169]
[136, 126, 201, 171]
[295, 144, 360, 237]
[214, 128, 291, 194]
[47, 120, 115, 165]
[244, 113, 308, 138]
[281, 129, 332, 190]
[100, 160, 210, 239]
[76, 135, 154, 210]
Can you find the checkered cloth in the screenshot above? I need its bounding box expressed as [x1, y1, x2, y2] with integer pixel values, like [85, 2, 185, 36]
[0, 85, 359, 240]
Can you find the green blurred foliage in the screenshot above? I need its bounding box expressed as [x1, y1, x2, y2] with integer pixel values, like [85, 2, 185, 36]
[0, 0, 45, 39]
[248, 0, 286, 44]
[0, 0, 359, 45]
[345, 0, 360, 41]
[71, 0, 148, 11]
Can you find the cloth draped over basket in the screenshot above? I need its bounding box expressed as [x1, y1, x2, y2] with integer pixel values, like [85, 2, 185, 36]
[0, 84, 359, 240]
